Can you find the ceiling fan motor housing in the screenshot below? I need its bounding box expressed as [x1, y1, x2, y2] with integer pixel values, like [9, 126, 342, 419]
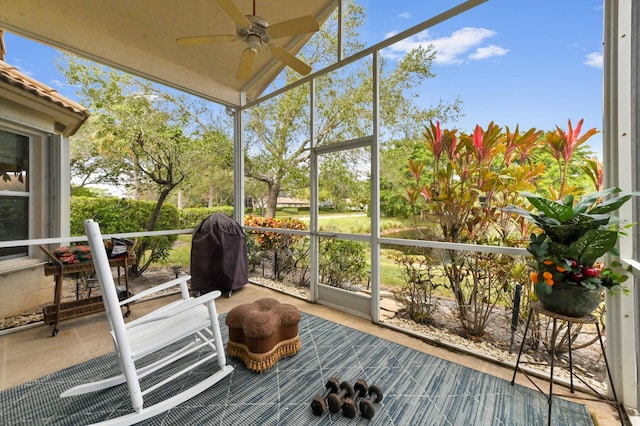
[237, 15, 271, 44]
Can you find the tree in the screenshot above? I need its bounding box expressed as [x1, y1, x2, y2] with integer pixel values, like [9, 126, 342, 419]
[70, 116, 126, 189]
[380, 136, 432, 218]
[59, 55, 229, 273]
[318, 150, 369, 212]
[175, 127, 235, 208]
[244, 1, 461, 218]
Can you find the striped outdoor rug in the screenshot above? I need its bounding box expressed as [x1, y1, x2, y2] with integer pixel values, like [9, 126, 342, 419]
[0, 313, 593, 425]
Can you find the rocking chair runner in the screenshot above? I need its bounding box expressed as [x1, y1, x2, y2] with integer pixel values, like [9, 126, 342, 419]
[61, 219, 233, 425]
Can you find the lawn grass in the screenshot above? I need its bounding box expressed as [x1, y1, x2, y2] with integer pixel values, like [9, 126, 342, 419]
[157, 234, 191, 266]
[379, 250, 405, 289]
[276, 211, 421, 234]
[318, 215, 369, 233]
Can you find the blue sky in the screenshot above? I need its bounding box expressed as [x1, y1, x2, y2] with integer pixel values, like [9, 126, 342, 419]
[3, 0, 604, 155]
[359, 0, 604, 155]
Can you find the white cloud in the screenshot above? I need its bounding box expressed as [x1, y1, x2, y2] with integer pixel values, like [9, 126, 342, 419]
[398, 12, 411, 19]
[381, 27, 506, 65]
[584, 52, 603, 69]
[468, 44, 509, 60]
[384, 30, 399, 39]
[50, 79, 65, 89]
[8, 57, 33, 76]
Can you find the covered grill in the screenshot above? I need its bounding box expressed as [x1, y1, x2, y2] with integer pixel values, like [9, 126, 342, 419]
[190, 213, 248, 296]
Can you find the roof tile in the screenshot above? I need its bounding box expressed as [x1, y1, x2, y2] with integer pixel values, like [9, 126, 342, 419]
[0, 61, 89, 118]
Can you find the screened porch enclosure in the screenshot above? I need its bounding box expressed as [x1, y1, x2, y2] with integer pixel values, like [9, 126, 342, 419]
[1, 0, 639, 416]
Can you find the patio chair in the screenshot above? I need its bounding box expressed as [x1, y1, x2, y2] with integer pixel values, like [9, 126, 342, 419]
[60, 219, 234, 425]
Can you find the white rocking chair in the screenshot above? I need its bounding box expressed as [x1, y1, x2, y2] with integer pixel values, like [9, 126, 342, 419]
[61, 219, 233, 425]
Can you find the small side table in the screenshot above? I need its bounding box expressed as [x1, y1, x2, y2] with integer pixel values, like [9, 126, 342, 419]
[511, 302, 624, 426]
[40, 245, 133, 337]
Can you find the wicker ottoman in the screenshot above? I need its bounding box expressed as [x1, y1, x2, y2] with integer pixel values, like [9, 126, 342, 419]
[225, 298, 301, 373]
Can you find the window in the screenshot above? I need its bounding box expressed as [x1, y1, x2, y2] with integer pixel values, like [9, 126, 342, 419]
[0, 129, 30, 259]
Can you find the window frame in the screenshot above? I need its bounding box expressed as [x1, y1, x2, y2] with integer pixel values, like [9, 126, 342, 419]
[0, 123, 36, 261]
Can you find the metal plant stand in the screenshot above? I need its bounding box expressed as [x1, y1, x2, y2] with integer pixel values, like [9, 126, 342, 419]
[511, 302, 625, 426]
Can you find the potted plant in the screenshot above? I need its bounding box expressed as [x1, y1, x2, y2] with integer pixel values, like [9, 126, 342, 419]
[505, 187, 635, 317]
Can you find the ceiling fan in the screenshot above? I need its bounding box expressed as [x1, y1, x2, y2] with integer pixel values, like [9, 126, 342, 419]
[176, 0, 319, 81]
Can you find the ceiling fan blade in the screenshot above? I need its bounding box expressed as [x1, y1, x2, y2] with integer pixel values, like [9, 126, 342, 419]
[267, 15, 319, 39]
[176, 34, 237, 45]
[217, 0, 251, 28]
[269, 45, 312, 76]
[237, 48, 257, 80]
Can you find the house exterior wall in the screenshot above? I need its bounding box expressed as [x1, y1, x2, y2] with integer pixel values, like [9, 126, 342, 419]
[0, 92, 69, 318]
[0, 265, 52, 318]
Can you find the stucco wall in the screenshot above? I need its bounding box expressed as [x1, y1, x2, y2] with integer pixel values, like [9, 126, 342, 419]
[0, 264, 53, 318]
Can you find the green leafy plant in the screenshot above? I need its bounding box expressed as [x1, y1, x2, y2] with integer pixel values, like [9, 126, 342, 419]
[244, 215, 308, 280]
[244, 215, 307, 251]
[393, 253, 441, 325]
[504, 187, 636, 296]
[406, 120, 543, 336]
[319, 239, 368, 290]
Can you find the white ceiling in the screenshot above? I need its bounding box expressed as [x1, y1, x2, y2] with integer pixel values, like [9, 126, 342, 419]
[0, 0, 336, 107]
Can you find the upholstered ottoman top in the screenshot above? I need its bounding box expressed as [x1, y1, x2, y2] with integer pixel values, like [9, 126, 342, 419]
[225, 298, 301, 372]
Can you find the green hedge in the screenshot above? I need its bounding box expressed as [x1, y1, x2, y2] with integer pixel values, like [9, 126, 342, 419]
[71, 198, 236, 233]
[70, 196, 180, 235]
[178, 206, 234, 228]
[71, 196, 186, 274]
[70, 198, 236, 273]
[280, 207, 299, 215]
[320, 239, 368, 289]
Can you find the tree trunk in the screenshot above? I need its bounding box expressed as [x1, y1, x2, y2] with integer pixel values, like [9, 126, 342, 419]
[208, 185, 214, 208]
[130, 186, 174, 277]
[265, 182, 280, 218]
[147, 187, 172, 231]
[132, 170, 141, 200]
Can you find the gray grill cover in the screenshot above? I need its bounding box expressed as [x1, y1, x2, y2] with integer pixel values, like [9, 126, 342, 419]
[190, 213, 248, 293]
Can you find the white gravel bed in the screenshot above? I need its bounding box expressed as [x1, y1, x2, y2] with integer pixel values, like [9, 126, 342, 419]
[383, 317, 607, 395]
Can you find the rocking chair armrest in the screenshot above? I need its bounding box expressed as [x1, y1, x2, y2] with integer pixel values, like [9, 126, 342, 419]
[118, 275, 192, 306]
[126, 290, 222, 328]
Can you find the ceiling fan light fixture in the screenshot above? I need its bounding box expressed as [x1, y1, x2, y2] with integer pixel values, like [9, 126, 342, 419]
[246, 34, 262, 50]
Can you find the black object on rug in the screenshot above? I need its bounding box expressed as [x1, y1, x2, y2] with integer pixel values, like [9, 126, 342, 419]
[0, 313, 593, 425]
